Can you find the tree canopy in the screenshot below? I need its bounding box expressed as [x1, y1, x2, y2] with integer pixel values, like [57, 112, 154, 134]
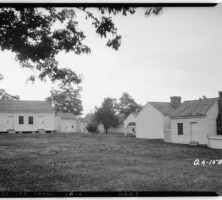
[94, 97, 119, 133]
[46, 83, 82, 115]
[117, 92, 142, 117]
[0, 6, 162, 85]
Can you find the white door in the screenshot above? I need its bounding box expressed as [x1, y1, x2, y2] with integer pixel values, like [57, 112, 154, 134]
[190, 122, 198, 142]
[7, 116, 14, 130]
[37, 116, 44, 129]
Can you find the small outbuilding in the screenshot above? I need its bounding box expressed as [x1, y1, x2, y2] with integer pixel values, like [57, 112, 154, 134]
[77, 118, 88, 133]
[170, 97, 219, 146]
[98, 122, 105, 133]
[136, 97, 180, 139]
[124, 112, 138, 136]
[55, 112, 78, 133]
[0, 100, 55, 133]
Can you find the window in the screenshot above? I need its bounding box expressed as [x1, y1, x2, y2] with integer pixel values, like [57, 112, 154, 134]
[28, 116, 34, 125]
[177, 123, 183, 135]
[19, 116, 24, 124]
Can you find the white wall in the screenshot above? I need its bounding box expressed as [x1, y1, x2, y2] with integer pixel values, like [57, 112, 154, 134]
[171, 117, 207, 144]
[108, 126, 125, 134]
[208, 135, 222, 149]
[55, 116, 88, 133]
[76, 121, 86, 133]
[98, 123, 105, 133]
[55, 116, 61, 132]
[136, 103, 164, 139]
[164, 116, 171, 129]
[124, 114, 136, 128]
[60, 119, 78, 133]
[0, 113, 55, 132]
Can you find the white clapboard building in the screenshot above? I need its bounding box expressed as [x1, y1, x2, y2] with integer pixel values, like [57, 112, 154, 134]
[0, 100, 55, 133]
[170, 97, 219, 145]
[136, 97, 180, 139]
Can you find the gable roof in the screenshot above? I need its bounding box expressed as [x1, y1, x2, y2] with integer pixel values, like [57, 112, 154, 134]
[56, 112, 77, 120]
[0, 100, 54, 113]
[149, 102, 176, 116]
[124, 111, 138, 123]
[132, 112, 138, 117]
[171, 98, 218, 118]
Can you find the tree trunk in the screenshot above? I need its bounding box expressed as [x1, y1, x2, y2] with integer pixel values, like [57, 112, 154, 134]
[105, 129, 108, 134]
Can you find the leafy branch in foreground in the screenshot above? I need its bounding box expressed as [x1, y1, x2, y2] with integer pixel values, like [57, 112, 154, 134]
[0, 7, 162, 85]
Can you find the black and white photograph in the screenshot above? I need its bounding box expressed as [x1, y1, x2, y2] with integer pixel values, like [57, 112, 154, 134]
[0, 2, 222, 197]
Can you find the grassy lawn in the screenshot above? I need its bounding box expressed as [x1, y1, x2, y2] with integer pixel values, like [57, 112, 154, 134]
[0, 132, 222, 193]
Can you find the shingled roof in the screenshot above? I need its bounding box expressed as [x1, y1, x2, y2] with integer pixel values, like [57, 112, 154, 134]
[0, 100, 54, 113]
[149, 102, 176, 116]
[56, 112, 77, 120]
[170, 98, 218, 118]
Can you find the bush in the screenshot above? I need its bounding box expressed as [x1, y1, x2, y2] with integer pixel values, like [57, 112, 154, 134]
[86, 122, 98, 134]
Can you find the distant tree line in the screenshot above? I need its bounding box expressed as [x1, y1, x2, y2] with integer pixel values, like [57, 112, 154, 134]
[86, 92, 142, 134]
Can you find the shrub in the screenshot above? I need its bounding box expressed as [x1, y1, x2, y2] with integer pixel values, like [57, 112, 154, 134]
[86, 122, 98, 133]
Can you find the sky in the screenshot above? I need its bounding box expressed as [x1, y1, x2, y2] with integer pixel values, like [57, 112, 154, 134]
[1, 5, 222, 116]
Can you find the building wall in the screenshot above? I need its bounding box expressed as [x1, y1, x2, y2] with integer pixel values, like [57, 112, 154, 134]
[164, 116, 171, 129]
[136, 103, 164, 139]
[163, 116, 171, 142]
[126, 126, 136, 135]
[60, 119, 78, 133]
[208, 135, 222, 149]
[55, 116, 61, 132]
[98, 123, 105, 133]
[124, 114, 136, 128]
[170, 117, 207, 144]
[108, 126, 125, 134]
[0, 113, 55, 132]
[76, 121, 86, 133]
[164, 129, 171, 142]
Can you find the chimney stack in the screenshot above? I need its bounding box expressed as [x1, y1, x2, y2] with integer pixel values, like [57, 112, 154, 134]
[219, 91, 222, 99]
[170, 96, 181, 109]
[217, 91, 222, 135]
[218, 91, 222, 112]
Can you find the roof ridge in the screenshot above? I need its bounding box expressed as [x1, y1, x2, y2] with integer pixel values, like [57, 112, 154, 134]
[0, 100, 49, 102]
[183, 97, 218, 103]
[171, 97, 218, 118]
[149, 101, 170, 104]
[0, 100, 54, 113]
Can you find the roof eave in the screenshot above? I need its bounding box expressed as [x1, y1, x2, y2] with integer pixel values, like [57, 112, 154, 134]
[170, 115, 206, 119]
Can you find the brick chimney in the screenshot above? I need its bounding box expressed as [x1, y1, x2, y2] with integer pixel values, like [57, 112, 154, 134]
[216, 91, 222, 135]
[170, 96, 181, 109]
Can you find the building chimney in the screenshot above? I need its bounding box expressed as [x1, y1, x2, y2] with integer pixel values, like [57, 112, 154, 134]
[170, 96, 181, 109]
[219, 91, 222, 100]
[217, 91, 222, 135]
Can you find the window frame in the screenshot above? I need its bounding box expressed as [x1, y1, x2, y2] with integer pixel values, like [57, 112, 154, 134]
[177, 123, 183, 135]
[28, 116, 34, 125]
[18, 116, 24, 125]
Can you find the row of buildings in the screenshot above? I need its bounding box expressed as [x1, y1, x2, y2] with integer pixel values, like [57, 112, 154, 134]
[123, 91, 222, 149]
[0, 100, 87, 133]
